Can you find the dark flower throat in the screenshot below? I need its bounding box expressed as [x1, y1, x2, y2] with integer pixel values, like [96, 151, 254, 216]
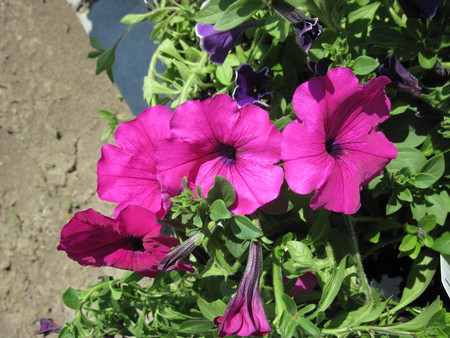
[325, 138, 343, 157]
[129, 237, 145, 252]
[216, 143, 237, 164]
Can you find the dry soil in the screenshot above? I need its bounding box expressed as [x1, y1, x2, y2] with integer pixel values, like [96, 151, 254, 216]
[0, 0, 131, 336]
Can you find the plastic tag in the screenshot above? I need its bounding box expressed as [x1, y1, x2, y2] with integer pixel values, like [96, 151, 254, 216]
[440, 254, 450, 298]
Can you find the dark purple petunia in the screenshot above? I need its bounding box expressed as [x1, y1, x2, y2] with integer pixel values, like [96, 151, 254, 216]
[57, 206, 194, 277]
[398, 0, 440, 19]
[307, 57, 333, 76]
[214, 242, 271, 337]
[195, 21, 253, 65]
[270, 0, 322, 52]
[37, 318, 62, 336]
[378, 53, 422, 96]
[233, 64, 271, 108]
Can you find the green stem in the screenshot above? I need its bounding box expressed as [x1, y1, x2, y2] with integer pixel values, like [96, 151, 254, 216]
[272, 254, 285, 325]
[179, 52, 208, 103]
[343, 214, 373, 303]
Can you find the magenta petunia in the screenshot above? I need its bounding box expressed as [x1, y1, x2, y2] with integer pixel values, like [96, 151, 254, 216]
[282, 67, 397, 214]
[57, 206, 193, 277]
[283, 271, 317, 297]
[97, 106, 172, 218]
[214, 242, 271, 337]
[156, 94, 283, 215]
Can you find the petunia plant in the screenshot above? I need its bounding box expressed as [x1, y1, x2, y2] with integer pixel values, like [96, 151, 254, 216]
[47, 0, 450, 337]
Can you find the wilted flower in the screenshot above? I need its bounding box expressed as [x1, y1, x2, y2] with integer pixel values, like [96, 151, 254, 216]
[232, 64, 271, 107]
[378, 53, 422, 96]
[195, 21, 253, 65]
[37, 318, 62, 336]
[283, 271, 317, 296]
[307, 57, 333, 76]
[156, 94, 283, 215]
[271, 0, 322, 52]
[398, 0, 440, 19]
[282, 67, 397, 214]
[97, 106, 172, 218]
[158, 232, 201, 272]
[57, 206, 193, 277]
[214, 242, 271, 337]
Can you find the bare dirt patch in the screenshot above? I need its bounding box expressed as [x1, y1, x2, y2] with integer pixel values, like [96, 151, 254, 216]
[0, 1, 130, 336]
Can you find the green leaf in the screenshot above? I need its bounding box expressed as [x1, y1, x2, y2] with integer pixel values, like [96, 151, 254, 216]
[420, 154, 445, 181]
[393, 298, 442, 331]
[392, 250, 437, 312]
[411, 172, 438, 189]
[197, 298, 227, 321]
[347, 2, 380, 23]
[386, 147, 427, 174]
[158, 39, 185, 61]
[285, 241, 314, 266]
[399, 234, 418, 252]
[195, 0, 234, 24]
[120, 12, 152, 24]
[210, 199, 232, 221]
[386, 191, 403, 215]
[178, 320, 215, 334]
[398, 187, 413, 202]
[418, 50, 437, 69]
[96, 47, 116, 82]
[265, 14, 290, 42]
[306, 210, 331, 244]
[109, 283, 122, 300]
[215, 58, 234, 85]
[297, 316, 321, 337]
[62, 287, 79, 310]
[432, 232, 450, 255]
[310, 256, 347, 317]
[226, 235, 249, 258]
[425, 193, 448, 225]
[89, 36, 104, 51]
[418, 214, 436, 232]
[206, 176, 236, 207]
[214, 0, 261, 31]
[230, 215, 263, 240]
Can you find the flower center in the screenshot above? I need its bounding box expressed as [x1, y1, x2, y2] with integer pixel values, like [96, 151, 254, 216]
[325, 138, 342, 157]
[216, 143, 237, 164]
[128, 237, 145, 252]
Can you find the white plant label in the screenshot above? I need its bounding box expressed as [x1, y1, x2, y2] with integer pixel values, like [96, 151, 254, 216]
[440, 254, 450, 298]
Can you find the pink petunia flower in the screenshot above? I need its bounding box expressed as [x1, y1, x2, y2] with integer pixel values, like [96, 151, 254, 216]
[282, 67, 397, 214]
[214, 242, 271, 337]
[97, 106, 172, 218]
[156, 94, 283, 215]
[283, 271, 317, 296]
[57, 205, 193, 277]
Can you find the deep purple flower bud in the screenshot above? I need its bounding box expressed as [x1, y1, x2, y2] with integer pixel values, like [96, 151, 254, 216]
[214, 241, 271, 337]
[307, 57, 333, 76]
[37, 318, 62, 336]
[378, 53, 422, 96]
[157, 232, 200, 272]
[195, 21, 253, 65]
[270, 0, 322, 52]
[398, 0, 440, 20]
[232, 64, 272, 108]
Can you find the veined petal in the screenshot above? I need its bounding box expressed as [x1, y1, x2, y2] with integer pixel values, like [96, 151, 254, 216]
[170, 94, 240, 144]
[293, 67, 361, 131]
[310, 156, 364, 214]
[97, 106, 172, 217]
[115, 205, 159, 238]
[231, 103, 281, 163]
[282, 121, 334, 194]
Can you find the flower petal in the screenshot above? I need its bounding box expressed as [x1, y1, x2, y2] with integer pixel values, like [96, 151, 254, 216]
[97, 106, 172, 217]
[282, 120, 335, 195]
[292, 67, 361, 131]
